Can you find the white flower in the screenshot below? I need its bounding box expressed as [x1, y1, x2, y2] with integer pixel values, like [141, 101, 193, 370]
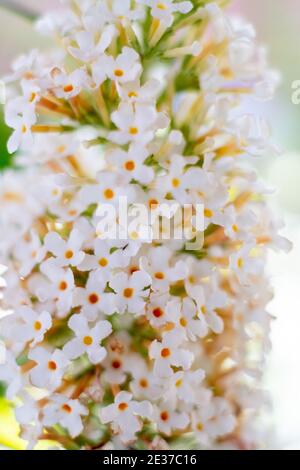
[149, 336, 194, 378]
[107, 143, 154, 185]
[153, 404, 189, 435]
[192, 397, 236, 445]
[188, 284, 225, 336]
[100, 391, 153, 442]
[165, 297, 207, 341]
[43, 394, 88, 438]
[78, 238, 130, 279]
[10, 306, 52, 347]
[15, 394, 42, 450]
[91, 47, 142, 88]
[162, 369, 206, 406]
[0, 351, 23, 399]
[5, 97, 36, 154]
[63, 314, 112, 364]
[140, 246, 187, 292]
[28, 347, 69, 391]
[146, 292, 170, 328]
[13, 230, 46, 277]
[161, 155, 208, 204]
[110, 270, 152, 315]
[68, 24, 116, 63]
[118, 79, 161, 105]
[51, 67, 89, 99]
[130, 367, 163, 401]
[44, 229, 85, 267]
[79, 171, 136, 207]
[103, 0, 144, 23]
[230, 244, 264, 285]
[140, 0, 193, 27]
[73, 271, 116, 320]
[40, 260, 75, 318]
[109, 103, 169, 145]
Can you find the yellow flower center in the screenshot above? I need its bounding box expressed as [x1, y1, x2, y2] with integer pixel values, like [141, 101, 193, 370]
[204, 208, 214, 218]
[99, 257, 108, 267]
[34, 321, 42, 331]
[29, 92, 36, 103]
[172, 178, 181, 188]
[83, 336, 93, 346]
[129, 127, 138, 135]
[114, 69, 124, 77]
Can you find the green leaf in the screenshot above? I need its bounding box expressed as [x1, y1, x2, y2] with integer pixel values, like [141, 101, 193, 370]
[0, 110, 12, 170]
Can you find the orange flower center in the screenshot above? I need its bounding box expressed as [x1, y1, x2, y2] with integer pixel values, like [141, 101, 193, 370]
[103, 188, 115, 200]
[124, 160, 136, 171]
[148, 198, 159, 209]
[59, 281, 68, 291]
[63, 84, 74, 93]
[123, 288, 134, 299]
[114, 69, 124, 77]
[118, 402, 128, 411]
[112, 360, 122, 369]
[65, 250, 74, 260]
[62, 404, 72, 413]
[160, 411, 169, 421]
[161, 348, 171, 358]
[153, 308, 164, 318]
[48, 361, 57, 371]
[88, 293, 99, 305]
[139, 378, 149, 388]
[155, 272, 165, 280]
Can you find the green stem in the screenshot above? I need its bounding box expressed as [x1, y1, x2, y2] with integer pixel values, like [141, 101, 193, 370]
[0, 0, 38, 21]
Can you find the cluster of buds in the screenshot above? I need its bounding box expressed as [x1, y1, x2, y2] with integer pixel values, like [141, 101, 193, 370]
[0, 0, 290, 450]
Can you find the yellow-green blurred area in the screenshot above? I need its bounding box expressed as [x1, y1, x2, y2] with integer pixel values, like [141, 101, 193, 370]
[0, 0, 300, 450]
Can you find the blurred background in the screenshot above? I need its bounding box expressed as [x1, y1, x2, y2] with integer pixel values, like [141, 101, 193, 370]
[0, 0, 299, 450]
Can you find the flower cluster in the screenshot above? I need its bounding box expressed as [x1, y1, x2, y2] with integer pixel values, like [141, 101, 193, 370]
[0, 0, 290, 450]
